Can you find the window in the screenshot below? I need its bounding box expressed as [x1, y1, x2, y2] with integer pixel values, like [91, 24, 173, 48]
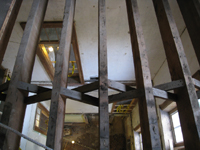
[171, 111, 183, 143]
[34, 103, 49, 135]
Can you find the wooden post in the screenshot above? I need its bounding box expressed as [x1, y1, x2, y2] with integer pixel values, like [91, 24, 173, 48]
[152, 0, 200, 149]
[125, 0, 162, 149]
[46, 0, 75, 149]
[0, 0, 48, 149]
[0, 0, 23, 66]
[98, 0, 109, 149]
[177, 0, 200, 65]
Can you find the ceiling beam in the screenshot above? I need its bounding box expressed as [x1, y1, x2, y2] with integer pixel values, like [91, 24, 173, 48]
[60, 87, 98, 106]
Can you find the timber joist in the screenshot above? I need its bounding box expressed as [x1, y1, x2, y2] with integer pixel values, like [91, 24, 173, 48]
[0, 78, 191, 106]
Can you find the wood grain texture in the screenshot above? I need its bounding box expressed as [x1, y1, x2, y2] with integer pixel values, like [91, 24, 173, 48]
[126, 0, 162, 149]
[98, 0, 109, 149]
[0, 0, 48, 149]
[46, 0, 75, 149]
[177, 0, 200, 65]
[153, 0, 200, 148]
[0, 0, 23, 66]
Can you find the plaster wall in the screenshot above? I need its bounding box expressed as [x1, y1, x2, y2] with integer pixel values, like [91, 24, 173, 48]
[20, 99, 50, 150]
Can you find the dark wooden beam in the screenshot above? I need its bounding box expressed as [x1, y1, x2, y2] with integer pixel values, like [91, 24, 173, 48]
[0, 0, 48, 149]
[72, 81, 98, 93]
[196, 90, 200, 99]
[37, 44, 55, 81]
[177, 0, 200, 65]
[152, 88, 177, 101]
[60, 88, 98, 106]
[108, 79, 134, 92]
[153, 0, 200, 149]
[98, 0, 109, 149]
[126, 0, 162, 149]
[154, 79, 185, 91]
[20, 22, 63, 30]
[24, 90, 52, 105]
[72, 23, 84, 84]
[46, 0, 76, 149]
[109, 89, 144, 104]
[0, 0, 23, 66]
[17, 81, 50, 94]
[0, 82, 9, 93]
[192, 78, 200, 90]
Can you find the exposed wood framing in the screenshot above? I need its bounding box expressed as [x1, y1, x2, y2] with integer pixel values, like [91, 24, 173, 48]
[177, 0, 200, 65]
[46, 0, 75, 149]
[108, 79, 134, 92]
[0, 0, 48, 149]
[72, 81, 98, 93]
[154, 79, 185, 91]
[0, 0, 23, 66]
[0, 94, 6, 102]
[98, 0, 109, 149]
[60, 88, 98, 106]
[152, 88, 177, 101]
[72, 23, 84, 84]
[192, 78, 200, 90]
[24, 90, 52, 105]
[109, 89, 144, 103]
[126, 0, 162, 149]
[37, 44, 55, 81]
[152, 0, 200, 149]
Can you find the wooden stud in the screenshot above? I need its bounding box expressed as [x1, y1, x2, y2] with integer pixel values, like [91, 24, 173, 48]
[0, 0, 48, 149]
[0, 82, 9, 93]
[177, 0, 200, 65]
[98, 0, 109, 149]
[0, 0, 23, 66]
[126, 0, 162, 149]
[46, 0, 76, 149]
[152, 0, 200, 148]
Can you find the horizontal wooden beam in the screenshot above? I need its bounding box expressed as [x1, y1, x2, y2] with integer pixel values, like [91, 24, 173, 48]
[108, 89, 144, 103]
[192, 78, 200, 90]
[153, 88, 177, 101]
[72, 81, 98, 93]
[39, 40, 59, 44]
[60, 87, 98, 106]
[154, 79, 185, 91]
[17, 81, 50, 94]
[0, 81, 9, 92]
[108, 80, 134, 92]
[24, 90, 52, 105]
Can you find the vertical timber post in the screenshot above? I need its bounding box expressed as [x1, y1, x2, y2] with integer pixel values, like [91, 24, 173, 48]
[98, 0, 109, 149]
[46, 0, 75, 149]
[152, 0, 200, 149]
[0, 0, 23, 66]
[0, 0, 48, 149]
[126, 0, 162, 149]
[177, 0, 200, 65]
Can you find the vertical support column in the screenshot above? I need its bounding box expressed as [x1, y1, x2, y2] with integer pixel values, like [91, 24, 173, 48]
[46, 0, 75, 149]
[177, 0, 200, 65]
[0, 0, 48, 149]
[126, 0, 162, 149]
[98, 0, 109, 149]
[152, 0, 200, 149]
[0, 0, 23, 66]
